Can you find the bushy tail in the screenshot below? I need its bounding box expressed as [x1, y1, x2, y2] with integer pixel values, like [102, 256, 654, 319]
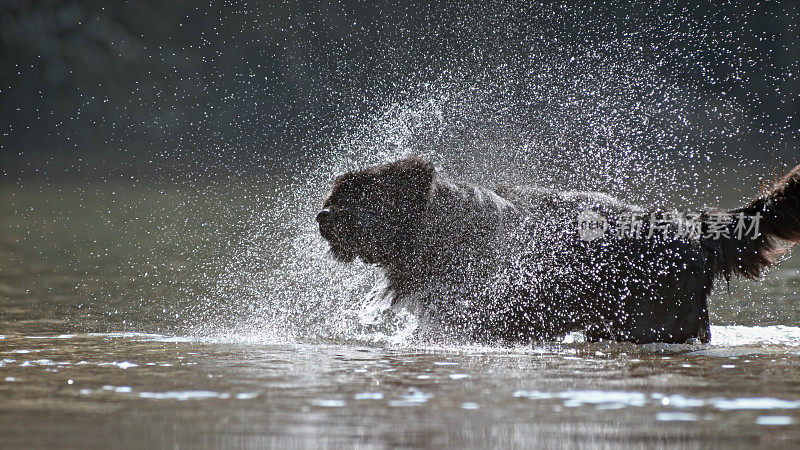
[710, 164, 800, 279]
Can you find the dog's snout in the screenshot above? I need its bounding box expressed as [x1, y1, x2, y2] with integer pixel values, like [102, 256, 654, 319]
[317, 209, 337, 240]
[316, 209, 333, 224]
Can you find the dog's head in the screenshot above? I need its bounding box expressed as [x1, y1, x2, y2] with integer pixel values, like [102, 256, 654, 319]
[317, 156, 435, 265]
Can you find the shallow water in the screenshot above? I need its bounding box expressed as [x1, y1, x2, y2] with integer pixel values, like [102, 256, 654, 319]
[2, 181, 800, 448]
[2, 331, 800, 448]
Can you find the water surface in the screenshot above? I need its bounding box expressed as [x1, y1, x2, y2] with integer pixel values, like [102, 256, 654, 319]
[2, 181, 799, 448]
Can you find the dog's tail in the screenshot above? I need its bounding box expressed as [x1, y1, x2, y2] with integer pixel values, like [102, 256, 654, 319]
[708, 164, 800, 279]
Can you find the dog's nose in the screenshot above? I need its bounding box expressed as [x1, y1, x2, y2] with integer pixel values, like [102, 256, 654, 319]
[317, 209, 336, 239]
[316, 209, 333, 225]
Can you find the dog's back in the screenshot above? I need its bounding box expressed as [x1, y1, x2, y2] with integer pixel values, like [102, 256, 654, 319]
[319, 158, 800, 344]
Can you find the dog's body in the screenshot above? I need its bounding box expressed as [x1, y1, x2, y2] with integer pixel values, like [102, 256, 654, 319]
[317, 157, 800, 344]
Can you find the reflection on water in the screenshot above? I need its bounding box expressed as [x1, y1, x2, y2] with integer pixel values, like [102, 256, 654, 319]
[2, 182, 799, 447]
[1, 331, 799, 447]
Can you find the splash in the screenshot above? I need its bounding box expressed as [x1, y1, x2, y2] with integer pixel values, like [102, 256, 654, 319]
[131, 1, 797, 346]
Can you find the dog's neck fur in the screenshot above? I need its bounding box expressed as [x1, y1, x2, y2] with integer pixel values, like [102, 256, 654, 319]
[379, 172, 523, 298]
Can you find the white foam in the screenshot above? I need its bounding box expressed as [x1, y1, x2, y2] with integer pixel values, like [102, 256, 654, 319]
[37, 325, 800, 352]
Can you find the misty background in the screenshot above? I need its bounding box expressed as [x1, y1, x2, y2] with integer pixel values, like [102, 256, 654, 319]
[1, 0, 798, 182]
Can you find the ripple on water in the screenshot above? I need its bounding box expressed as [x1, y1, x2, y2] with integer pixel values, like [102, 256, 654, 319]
[756, 416, 796, 426]
[102, 385, 133, 393]
[388, 388, 433, 407]
[311, 399, 346, 407]
[513, 390, 647, 410]
[713, 398, 800, 410]
[354, 392, 384, 400]
[709, 325, 800, 347]
[139, 391, 229, 401]
[97, 361, 139, 369]
[24, 335, 76, 339]
[514, 390, 800, 411]
[655, 412, 699, 422]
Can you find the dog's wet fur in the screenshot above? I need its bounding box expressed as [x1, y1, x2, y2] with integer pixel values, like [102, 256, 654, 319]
[318, 156, 800, 344]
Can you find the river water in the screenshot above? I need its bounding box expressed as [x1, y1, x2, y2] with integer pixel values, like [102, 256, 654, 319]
[2, 181, 799, 448]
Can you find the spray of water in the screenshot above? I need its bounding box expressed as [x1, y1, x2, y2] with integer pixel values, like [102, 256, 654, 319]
[125, 1, 797, 345]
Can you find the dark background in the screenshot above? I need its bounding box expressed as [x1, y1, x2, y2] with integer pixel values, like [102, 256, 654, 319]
[1, 0, 798, 180]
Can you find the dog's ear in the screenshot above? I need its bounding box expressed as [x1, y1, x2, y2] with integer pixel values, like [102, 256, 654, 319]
[385, 156, 435, 205]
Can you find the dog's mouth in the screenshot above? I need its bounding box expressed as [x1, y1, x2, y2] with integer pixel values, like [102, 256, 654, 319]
[316, 207, 398, 265]
[316, 208, 359, 262]
[327, 241, 357, 262]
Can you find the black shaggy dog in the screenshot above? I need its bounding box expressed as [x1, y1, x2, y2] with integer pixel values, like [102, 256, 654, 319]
[317, 157, 800, 344]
